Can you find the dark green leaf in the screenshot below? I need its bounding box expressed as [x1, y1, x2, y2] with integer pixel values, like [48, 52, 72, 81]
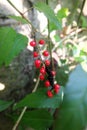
[15, 110, 53, 130]
[8, 15, 28, 24]
[54, 64, 87, 130]
[14, 87, 63, 109]
[56, 65, 69, 86]
[34, 2, 61, 30]
[0, 27, 28, 66]
[0, 100, 13, 112]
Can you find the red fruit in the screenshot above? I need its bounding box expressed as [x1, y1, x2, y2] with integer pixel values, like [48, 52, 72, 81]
[43, 50, 49, 57]
[34, 60, 41, 68]
[54, 88, 60, 94]
[39, 39, 45, 45]
[39, 74, 45, 80]
[51, 71, 56, 76]
[40, 67, 46, 74]
[54, 84, 60, 89]
[44, 80, 50, 87]
[47, 90, 53, 98]
[30, 40, 36, 47]
[45, 60, 50, 66]
[33, 51, 38, 57]
[54, 84, 60, 94]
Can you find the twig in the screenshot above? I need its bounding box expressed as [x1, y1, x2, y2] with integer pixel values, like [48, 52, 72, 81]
[12, 106, 27, 130]
[32, 75, 40, 93]
[77, 0, 86, 26]
[46, 0, 52, 58]
[52, 28, 86, 52]
[7, 0, 22, 15]
[23, 7, 33, 15]
[12, 74, 40, 130]
[46, 0, 54, 69]
[7, 0, 39, 34]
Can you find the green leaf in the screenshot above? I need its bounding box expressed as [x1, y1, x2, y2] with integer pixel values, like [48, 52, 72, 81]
[56, 65, 69, 86]
[54, 34, 61, 42]
[54, 64, 87, 130]
[14, 87, 63, 109]
[15, 110, 53, 130]
[0, 27, 28, 66]
[34, 2, 61, 30]
[0, 100, 13, 112]
[8, 15, 29, 24]
[57, 8, 69, 19]
[49, 21, 58, 31]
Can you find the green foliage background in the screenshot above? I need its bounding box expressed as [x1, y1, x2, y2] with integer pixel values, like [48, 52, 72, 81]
[0, 1, 87, 130]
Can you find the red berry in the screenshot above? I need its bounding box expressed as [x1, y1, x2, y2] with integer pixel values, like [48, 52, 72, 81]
[39, 74, 45, 80]
[45, 60, 50, 66]
[47, 90, 53, 98]
[30, 40, 36, 47]
[43, 50, 49, 57]
[39, 39, 45, 45]
[54, 84, 60, 89]
[51, 71, 56, 76]
[54, 88, 60, 94]
[44, 80, 50, 87]
[54, 84, 60, 94]
[40, 67, 46, 74]
[34, 60, 41, 68]
[33, 51, 38, 57]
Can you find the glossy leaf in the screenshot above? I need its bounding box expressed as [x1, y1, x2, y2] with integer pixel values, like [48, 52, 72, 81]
[8, 15, 28, 24]
[0, 100, 13, 112]
[0, 27, 28, 66]
[34, 2, 61, 30]
[14, 87, 63, 109]
[54, 64, 87, 130]
[15, 110, 53, 130]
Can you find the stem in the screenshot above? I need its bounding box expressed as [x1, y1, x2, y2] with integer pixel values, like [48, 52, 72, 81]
[23, 7, 33, 15]
[7, 0, 22, 15]
[46, 0, 54, 69]
[68, 1, 79, 24]
[52, 28, 86, 52]
[12, 106, 27, 130]
[32, 74, 40, 93]
[7, 0, 39, 34]
[46, 0, 52, 57]
[77, 0, 86, 26]
[12, 73, 40, 130]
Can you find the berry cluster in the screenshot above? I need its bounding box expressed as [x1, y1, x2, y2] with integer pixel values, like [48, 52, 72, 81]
[29, 39, 60, 98]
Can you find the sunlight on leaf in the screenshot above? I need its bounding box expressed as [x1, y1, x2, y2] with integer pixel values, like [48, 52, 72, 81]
[57, 8, 69, 19]
[34, 2, 61, 30]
